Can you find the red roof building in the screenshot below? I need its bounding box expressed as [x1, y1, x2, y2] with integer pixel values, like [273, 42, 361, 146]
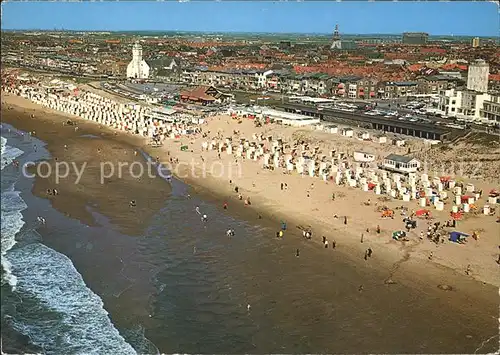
[180, 85, 230, 105]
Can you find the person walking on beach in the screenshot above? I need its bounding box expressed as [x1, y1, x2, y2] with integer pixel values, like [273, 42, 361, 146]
[344, 216, 348, 225]
[367, 248, 372, 257]
[332, 240, 336, 249]
[324, 240, 329, 249]
[296, 249, 300, 257]
[360, 233, 364, 243]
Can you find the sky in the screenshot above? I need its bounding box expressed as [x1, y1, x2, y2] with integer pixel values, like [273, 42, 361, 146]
[1, 1, 498, 37]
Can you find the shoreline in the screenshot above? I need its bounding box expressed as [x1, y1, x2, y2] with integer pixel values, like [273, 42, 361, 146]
[2, 93, 500, 353]
[2, 94, 498, 303]
[2, 96, 171, 236]
[0, 107, 173, 352]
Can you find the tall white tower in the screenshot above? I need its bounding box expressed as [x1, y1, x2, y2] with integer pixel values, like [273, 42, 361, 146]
[126, 41, 150, 79]
[466, 59, 489, 93]
[330, 24, 342, 50]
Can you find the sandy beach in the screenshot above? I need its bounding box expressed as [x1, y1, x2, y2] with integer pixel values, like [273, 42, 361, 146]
[3, 91, 500, 288]
[163, 114, 500, 288]
[2, 91, 499, 353]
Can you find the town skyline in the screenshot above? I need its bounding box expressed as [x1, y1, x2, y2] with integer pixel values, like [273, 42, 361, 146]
[1, 29, 496, 40]
[1, 1, 498, 37]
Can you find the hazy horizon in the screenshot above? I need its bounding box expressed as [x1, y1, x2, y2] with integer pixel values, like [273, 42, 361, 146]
[1, 1, 497, 37]
[1, 29, 496, 40]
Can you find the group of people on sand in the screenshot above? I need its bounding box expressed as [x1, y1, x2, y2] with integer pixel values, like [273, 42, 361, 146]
[231, 183, 252, 206]
[47, 188, 59, 196]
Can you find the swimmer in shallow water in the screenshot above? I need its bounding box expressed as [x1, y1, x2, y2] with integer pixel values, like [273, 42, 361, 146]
[201, 214, 208, 222]
[195, 206, 201, 215]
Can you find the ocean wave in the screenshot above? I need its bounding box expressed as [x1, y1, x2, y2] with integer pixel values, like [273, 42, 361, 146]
[1, 136, 24, 171]
[1, 137, 26, 289]
[8, 243, 136, 355]
[1, 135, 137, 354]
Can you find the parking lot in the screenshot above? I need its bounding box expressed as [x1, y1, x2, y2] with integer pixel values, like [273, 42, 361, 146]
[286, 96, 499, 133]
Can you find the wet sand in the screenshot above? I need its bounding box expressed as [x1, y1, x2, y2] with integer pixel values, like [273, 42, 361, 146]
[2, 103, 499, 353]
[2, 104, 171, 235]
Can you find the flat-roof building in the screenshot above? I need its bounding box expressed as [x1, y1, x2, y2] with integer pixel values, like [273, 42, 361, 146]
[382, 154, 421, 175]
[402, 32, 429, 45]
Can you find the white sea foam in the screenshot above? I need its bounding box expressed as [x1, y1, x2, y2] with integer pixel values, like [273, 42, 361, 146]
[1, 189, 27, 288]
[1, 135, 137, 354]
[1, 136, 24, 170]
[1, 136, 26, 288]
[8, 243, 137, 355]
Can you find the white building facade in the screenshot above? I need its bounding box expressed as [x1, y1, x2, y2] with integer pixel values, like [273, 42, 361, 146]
[255, 70, 273, 89]
[438, 88, 492, 121]
[466, 59, 489, 93]
[127, 42, 150, 79]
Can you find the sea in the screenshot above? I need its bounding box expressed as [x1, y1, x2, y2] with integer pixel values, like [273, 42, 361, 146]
[1, 124, 497, 354]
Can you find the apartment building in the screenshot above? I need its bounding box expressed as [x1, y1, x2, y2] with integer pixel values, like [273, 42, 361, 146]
[480, 94, 500, 124]
[416, 75, 458, 95]
[438, 88, 492, 121]
[379, 81, 418, 98]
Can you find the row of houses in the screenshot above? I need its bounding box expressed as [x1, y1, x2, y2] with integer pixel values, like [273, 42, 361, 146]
[178, 68, 461, 99]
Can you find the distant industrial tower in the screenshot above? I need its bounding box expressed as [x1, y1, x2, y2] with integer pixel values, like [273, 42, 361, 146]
[330, 24, 342, 50]
[472, 37, 480, 48]
[126, 41, 150, 79]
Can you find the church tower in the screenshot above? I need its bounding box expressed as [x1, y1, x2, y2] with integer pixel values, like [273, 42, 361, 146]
[127, 41, 150, 79]
[132, 42, 143, 63]
[330, 24, 342, 50]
